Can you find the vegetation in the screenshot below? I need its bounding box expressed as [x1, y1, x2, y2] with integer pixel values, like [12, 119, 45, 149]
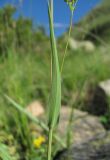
[0, 0, 110, 159]
[70, 0, 110, 43]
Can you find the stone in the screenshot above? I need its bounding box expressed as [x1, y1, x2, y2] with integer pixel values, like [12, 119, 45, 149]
[26, 101, 44, 117]
[58, 107, 106, 145]
[83, 83, 108, 116]
[79, 40, 95, 52]
[68, 38, 78, 50]
[54, 132, 110, 160]
[68, 38, 95, 52]
[99, 79, 110, 96]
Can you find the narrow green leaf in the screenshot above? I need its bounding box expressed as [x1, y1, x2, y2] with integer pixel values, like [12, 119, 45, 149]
[4, 94, 48, 131]
[0, 143, 12, 160]
[47, 3, 61, 129]
[4, 95, 66, 147]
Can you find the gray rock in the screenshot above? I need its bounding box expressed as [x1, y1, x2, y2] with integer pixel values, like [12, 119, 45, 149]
[58, 107, 106, 145]
[68, 38, 95, 52]
[54, 132, 110, 160]
[83, 83, 108, 116]
[99, 80, 110, 96]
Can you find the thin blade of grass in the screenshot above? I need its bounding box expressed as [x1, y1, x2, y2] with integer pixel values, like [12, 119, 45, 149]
[47, 2, 61, 130]
[4, 95, 66, 147]
[47, 1, 62, 159]
[0, 143, 12, 160]
[4, 94, 48, 130]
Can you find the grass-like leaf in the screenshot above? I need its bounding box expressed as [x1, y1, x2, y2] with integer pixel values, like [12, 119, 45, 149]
[0, 143, 12, 160]
[47, 1, 61, 159]
[4, 95, 66, 148]
[47, 0, 61, 131]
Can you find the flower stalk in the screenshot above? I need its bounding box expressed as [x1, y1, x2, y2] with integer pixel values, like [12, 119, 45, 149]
[47, 0, 61, 159]
[47, 128, 53, 160]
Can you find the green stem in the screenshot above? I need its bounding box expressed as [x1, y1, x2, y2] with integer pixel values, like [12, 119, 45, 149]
[61, 11, 73, 73]
[48, 128, 53, 160]
[4, 94, 66, 147]
[50, 0, 53, 18]
[66, 81, 85, 147]
[66, 103, 74, 147]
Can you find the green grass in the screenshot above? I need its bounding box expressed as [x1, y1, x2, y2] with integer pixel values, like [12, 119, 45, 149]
[0, 0, 110, 159]
[0, 47, 110, 107]
[62, 48, 110, 102]
[0, 44, 110, 159]
[0, 49, 50, 159]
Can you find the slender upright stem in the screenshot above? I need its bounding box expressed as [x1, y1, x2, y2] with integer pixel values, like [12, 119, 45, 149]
[48, 128, 53, 160]
[50, 0, 53, 81]
[50, 0, 53, 19]
[61, 11, 73, 73]
[48, 1, 54, 160]
[66, 103, 74, 147]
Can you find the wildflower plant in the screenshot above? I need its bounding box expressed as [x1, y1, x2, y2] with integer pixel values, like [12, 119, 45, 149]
[47, 1, 61, 159]
[4, 0, 78, 160]
[47, 0, 78, 160]
[33, 136, 46, 149]
[64, 0, 78, 11]
[61, 0, 78, 72]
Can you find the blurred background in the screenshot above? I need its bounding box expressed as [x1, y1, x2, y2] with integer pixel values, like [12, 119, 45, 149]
[0, 0, 110, 159]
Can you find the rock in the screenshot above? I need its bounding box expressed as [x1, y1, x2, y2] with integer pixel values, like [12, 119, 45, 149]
[54, 132, 110, 160]
[69, 38, 78, 50]
[99, 80, 110, 96]
[26, 101, 45, 137]
[58, 107, 106, 145]
[68, 38, 95, 52]
[79, 40, 95, 52]
[83, 83, 108, 116]
[26, 101, 44, 117]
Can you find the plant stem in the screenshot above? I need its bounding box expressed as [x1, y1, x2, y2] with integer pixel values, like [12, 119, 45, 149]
[61, 11, 73, 73]
[48, 128, 53, 160]
[50, 0, 53, 17]
[4, 94, 66, 147]
[66, 102, 74, 147]
[66, 81, 85, 147]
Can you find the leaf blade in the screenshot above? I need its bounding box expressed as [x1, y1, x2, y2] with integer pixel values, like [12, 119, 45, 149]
[47, 3, 61, 129]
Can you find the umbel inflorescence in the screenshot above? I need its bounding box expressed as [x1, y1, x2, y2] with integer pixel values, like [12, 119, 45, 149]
[64, 0, 78, 11]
